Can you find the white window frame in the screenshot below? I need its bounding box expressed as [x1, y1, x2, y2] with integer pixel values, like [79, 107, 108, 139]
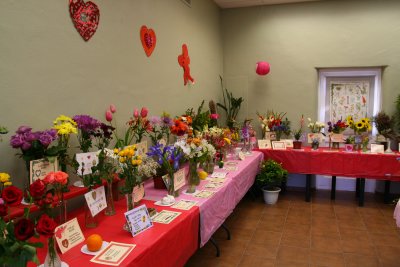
[317, 67, 382, 136]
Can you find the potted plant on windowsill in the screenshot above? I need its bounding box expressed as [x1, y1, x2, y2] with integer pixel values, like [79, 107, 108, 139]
[256, 159, 288, 205]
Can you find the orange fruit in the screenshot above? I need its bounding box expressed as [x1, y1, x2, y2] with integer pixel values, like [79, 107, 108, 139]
[86, 234, 103, 252]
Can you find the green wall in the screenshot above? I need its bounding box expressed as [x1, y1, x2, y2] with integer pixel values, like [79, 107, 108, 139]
[0, 0, 223, 187]
[221, 0, 400, 134]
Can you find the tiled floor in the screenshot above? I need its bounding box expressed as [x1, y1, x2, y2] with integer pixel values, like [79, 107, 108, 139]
[185, 190, 400, 267]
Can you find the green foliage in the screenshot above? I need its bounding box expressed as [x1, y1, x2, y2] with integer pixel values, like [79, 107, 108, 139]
[256, 159, 288, 190]
[373, 111, 393, 136]
[395, 94, 400, 133]
[217, 76, 244, 128]
[186, 100, 211, 133]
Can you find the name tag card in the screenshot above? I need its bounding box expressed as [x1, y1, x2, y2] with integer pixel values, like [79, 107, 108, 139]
[133, 183, 145, 202]
[331, 133, 344, 143]
[161, 168, 186, 191]
[282, 139, 293, 148]
[90, 242, 136, 266]
[370, 144, 384, 154]
[207, 177, 225, 183]
[238, 151, 245, 160]
[272, 141, 286, 150]
[124, 204, 153, 236]
[75, 152, 99, 176]
[84, 186, 107, 217]
[151, 210, 181, 224]
[258, 140, 272, 149]
[54, 218, 85, 254]
[30, 158, 59, 183]
[211, 172, 227, 178]
[193, 190, 215, 198]
[171, 200, 198, 210]
[204, 181, 224, 189]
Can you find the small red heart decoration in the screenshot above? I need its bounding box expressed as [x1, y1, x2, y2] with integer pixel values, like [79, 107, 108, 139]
[69, 0, 100, 41]
[140, 25, 156, 57]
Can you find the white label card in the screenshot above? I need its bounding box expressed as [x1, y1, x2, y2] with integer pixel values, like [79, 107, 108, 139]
[193, 190, 215, 198]
[135, 141, 148, 156]
[171, 200, 198, 210]
[54, 218, 85, 254]
[370, 144, 384, 154]
[90, 242, 136, 266]
[124, 204, 153, 237]
[30, 158, 59, 184]
[84, 186, 107, 217]
[75, 152, 98, 176]
[151, 210, 181, 224]
[161, 168, 186, 191]
[211, 172, 227, 178]
[205, 181, 224, 189]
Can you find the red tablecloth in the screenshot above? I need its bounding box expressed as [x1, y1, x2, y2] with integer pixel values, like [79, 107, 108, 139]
[255, 147, 400, 180]
[29, 199, 199, 267]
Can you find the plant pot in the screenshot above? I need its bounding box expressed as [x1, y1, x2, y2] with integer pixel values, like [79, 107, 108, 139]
[153, 176, 167, 189]
[293, 141, 302, 149]
[261, 186, 281, 205]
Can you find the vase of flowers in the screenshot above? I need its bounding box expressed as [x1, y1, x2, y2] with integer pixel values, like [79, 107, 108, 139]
[147, 143, 183, 197]
[327, 118, 348, 149]
[311, 138, 319, 150]
[347, 116, 371, 151]
[149, 112, 173, 145]
[307, 118, 325, 145]
[257, 111, 290, 141]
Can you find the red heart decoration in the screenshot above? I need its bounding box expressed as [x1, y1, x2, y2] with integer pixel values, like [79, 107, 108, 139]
[140, 25, 156, 57]
[69, 0, 100, 41]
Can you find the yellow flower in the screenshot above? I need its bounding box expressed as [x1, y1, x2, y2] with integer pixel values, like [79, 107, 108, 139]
[0, 172, 10, 183]
[3, 182, 12, 186]
[119, 157, 126, 163]
[356, 121, 365, 130]
[113, 148, 120, 154]
[223, 138, 231, 145]
[53, 115, 77, 135]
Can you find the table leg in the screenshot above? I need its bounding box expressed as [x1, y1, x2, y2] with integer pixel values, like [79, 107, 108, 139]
[305, 174, 311, 202]
[384, 180, 391, 204]
[281, 181, 287, 194]
[331, 176, 336, 200]
[210, 237, 220, 257]
[358, 178, 365, 207]
[355, 178, 360, 198]
[221, 223, 231, 240]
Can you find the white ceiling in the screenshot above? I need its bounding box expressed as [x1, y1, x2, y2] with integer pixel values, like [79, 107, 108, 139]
[213, 0, 322, 9]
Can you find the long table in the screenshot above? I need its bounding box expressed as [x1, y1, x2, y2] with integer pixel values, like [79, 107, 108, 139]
[256, 147, 400, 206]
[144, 151, 263, 247]
[29, 199, 199, 267]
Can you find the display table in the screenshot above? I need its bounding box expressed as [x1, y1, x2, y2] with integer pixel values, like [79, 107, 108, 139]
[144, 151, 263, 247]
[30, 198, 199, 267]
[255, 147, 400, 206]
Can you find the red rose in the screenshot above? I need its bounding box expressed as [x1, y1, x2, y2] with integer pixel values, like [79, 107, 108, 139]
[2, 186, 23, 206]
[36, 214, 57, 238]
[14, 218, 35, 241]
[43, 172, 55, 185]
[54, 171, 68, 185]
[0, 204, 7, 217]
[29, 180, 46, 199]
[44, 192, 54, 205]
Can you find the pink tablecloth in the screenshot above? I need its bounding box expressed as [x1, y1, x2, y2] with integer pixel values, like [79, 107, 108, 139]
[144, 151, 263, 247]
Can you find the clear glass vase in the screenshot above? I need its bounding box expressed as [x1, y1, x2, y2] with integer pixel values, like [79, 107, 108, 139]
[186, 161, 199, 194]
[167, 170, 179, 197]
[104, 181, 116, 216]
[44, 236, 61, 267]
[203, 157, 215, 174]
[84, 199, 98, 228]
[55, 198, 67, 225]
[123, 193, 135, 231]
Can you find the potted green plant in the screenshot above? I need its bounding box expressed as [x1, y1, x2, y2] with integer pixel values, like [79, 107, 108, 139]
[374, 111, 394, 151]
[292, 115, 304, 149]
[256, 159, 288, 204]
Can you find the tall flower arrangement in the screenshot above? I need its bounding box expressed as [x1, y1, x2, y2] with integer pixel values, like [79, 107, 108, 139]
[72, 115, 101, 153]
[327, 119, 348, 134]
[307, 118, 325, 133]
[148, 112, 173, 145]
[127, 107, 152, 144]
[346, 116, 371, 134]
[53, 115, 77, 172]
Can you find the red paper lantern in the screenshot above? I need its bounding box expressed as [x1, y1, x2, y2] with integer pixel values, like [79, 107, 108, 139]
[256, 61, 270, 76]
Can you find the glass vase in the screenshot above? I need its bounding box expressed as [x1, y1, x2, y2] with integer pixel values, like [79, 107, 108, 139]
[186, 161, 200, 194]
[167, 171, 179, 197]
[203, 157, 215, 174]
[104, 181, 116, 216]
[123, 193, 135, 232]
[84, 199, 98, 228]
[44, 236, 61, 267]
[55, 198, 67, 225]
[332, 142, 340, 149]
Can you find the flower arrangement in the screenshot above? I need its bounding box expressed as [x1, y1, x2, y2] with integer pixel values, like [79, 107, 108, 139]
[0, 172, 12, 195]
[147, 143, 183, 196]
[170, 117, 190, 137]
[257, 110, 286, 133]
[346, 116, 372, 134]
[185, 101, 211, 133]
[148, 112, 173, 145]
[327, 119, 348, 134]
[307, 118, 325, 133]
[138, 155, 160, 179]
[53, 115, 78, 171]
[72, 114, 102, 153]
[373, 111, 393, 138]
[203, 127, 231, 153]
[114, 145, 143, 195]
[217, 76, 244, 129]
[0, 185, 44, 267]
[174, 137, 214, 163]
[292, 115, 304, 141]
[127, 107, 152, 144]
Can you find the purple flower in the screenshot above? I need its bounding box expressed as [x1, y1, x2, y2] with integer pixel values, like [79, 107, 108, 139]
[38, 129, 57, 147]
[73, 115, 101, 133]
[10, 134, 25, 148]
[161, 116, 173, 127]
[22, 142, 32, 150]
[16, 126, 32, 134]
[150, 116, 161, 127]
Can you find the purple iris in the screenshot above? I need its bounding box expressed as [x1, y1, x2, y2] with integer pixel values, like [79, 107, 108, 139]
[147, 143, 183, 171]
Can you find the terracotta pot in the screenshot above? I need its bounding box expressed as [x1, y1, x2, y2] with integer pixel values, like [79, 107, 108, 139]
[293, 141, 302, 149]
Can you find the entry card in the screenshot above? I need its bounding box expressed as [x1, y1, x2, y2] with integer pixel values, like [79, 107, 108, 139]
[171, 199, 198, 210]
[211, 172, 227, 178]
[54, 218, 85, 254]
[258, 139, 271, 149]
[90, 242, 136, 266]
[151, 210, 181, 224]
[75, 152, 98, 176]
[135, 140, 148, 156]
[162, 168, 186, 190]
[193, 190, 215, 198]
[124, 204, 153, 237]
[370, 144, 384, 154]
[133, 183, 145, 202]
[207, 177, 225, 183]
[30, 158, 59, 184]
[272, 141, 286, 150]
[204, 181, 224, 189]
[84, 186, 107, 217]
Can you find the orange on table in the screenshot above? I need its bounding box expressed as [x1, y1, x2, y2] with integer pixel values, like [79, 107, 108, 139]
[198, 170, 208, 180]
[86, 234, 103, 252]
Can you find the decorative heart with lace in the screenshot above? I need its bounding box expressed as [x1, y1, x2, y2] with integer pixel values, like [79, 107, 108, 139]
[140, 25, 156, 57]
[69, 0, 100, 41]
